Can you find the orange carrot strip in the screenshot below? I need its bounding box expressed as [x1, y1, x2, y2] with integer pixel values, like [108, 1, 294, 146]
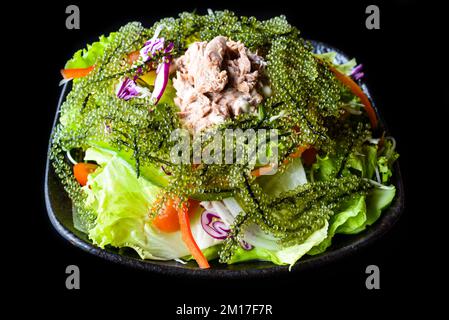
[329, 66, 378, 128]
[61, 65, 95, 79]
[178, 201, 210, 269]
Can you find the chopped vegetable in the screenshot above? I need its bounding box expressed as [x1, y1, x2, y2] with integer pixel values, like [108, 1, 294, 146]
[301, 147, 317, 166]
[288, 145, 310, 159]
[239, 239, 253, 250]
[127, 50, 140, 64]
[118, 31, 174, 103]
[73, 162, 98, 186]
[139, 70, 157, 86]
[140, 38, 165, 62]
[151, 60, 171, 104]
[350, 64, 364, 81]
[116, 77, 149, 100]
[178, 201, 210, 269]
[152, 198, 199, 233]
[251, 164, 276, 177]
[252, 145, 313, 177]
[60, 65, 95, 79]
[329, 66, 378, 128]
[152, 198, 180, 232]
[201, 211, 230, 239]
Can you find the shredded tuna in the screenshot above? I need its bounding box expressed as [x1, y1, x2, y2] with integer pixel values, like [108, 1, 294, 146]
[173, 36, 264, 133]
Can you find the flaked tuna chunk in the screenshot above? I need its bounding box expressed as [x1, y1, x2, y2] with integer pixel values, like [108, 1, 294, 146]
[173, 36, 264, 133]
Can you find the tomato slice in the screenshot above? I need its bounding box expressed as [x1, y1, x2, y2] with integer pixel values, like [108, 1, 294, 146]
[73, 163, 98, 186]
[152, 198, 199, 233]
[301, 147, 317, 166]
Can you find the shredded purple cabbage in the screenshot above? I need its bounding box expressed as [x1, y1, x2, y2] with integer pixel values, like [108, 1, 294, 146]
[351, 64, 364, 81]
[116, 77, 144, 100]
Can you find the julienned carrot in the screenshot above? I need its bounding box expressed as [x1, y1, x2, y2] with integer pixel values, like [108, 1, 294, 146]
[178, 201, 210, 269]
[73, 163, 98, 186]
[61, 65, 95, 79]
[329, 66, 378, 129]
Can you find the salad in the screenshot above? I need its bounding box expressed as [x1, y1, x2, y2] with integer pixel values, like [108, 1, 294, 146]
[51, 10, 399, 269]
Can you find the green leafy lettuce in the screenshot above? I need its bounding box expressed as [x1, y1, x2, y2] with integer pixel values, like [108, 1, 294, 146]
[65, 33, 118, 69]
[256, 157, 307, 197]
[378, 139, 399, 183]
[229, 222, 328, 269]
[312, 154, 337, 181]
[314, 51, 357, 75]
[230, 140, 397, 263]
[308, 184, 395, 255]
[308, 141, 397, 254]
[346, 144, 378, 179]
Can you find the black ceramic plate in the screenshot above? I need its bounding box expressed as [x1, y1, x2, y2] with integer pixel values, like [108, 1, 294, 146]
[45, 41, 404, 278]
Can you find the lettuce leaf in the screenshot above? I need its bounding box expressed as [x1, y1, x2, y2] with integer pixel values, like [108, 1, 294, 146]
[313, 144, 378, 182]
[198, 140, 396, 265]
[378, 157, 392, 183]
[83, 147, 221, 260]
[336, 197, 368, 234]
[85, 142, 169, 188]
[309, 185, 396, 255]
[346, 144, 378, 179]
[312, 154, 337, 181]
[364, 185, 396, 227]
[378, 139, 399, 183]
[65, 33, 118, 69]
[229, 222, 328, 269]
[308, 195, 366, 255]
[212, 161, 328, 267]
[314, 51, 357, 75]
[308, 141, 396, 252]
[256, 157, 307, 197]
[305, 140, 397, 254]
[184, 245, 221, 262]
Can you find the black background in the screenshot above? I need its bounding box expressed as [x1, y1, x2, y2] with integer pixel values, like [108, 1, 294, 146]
[9, 0, 446, 315]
